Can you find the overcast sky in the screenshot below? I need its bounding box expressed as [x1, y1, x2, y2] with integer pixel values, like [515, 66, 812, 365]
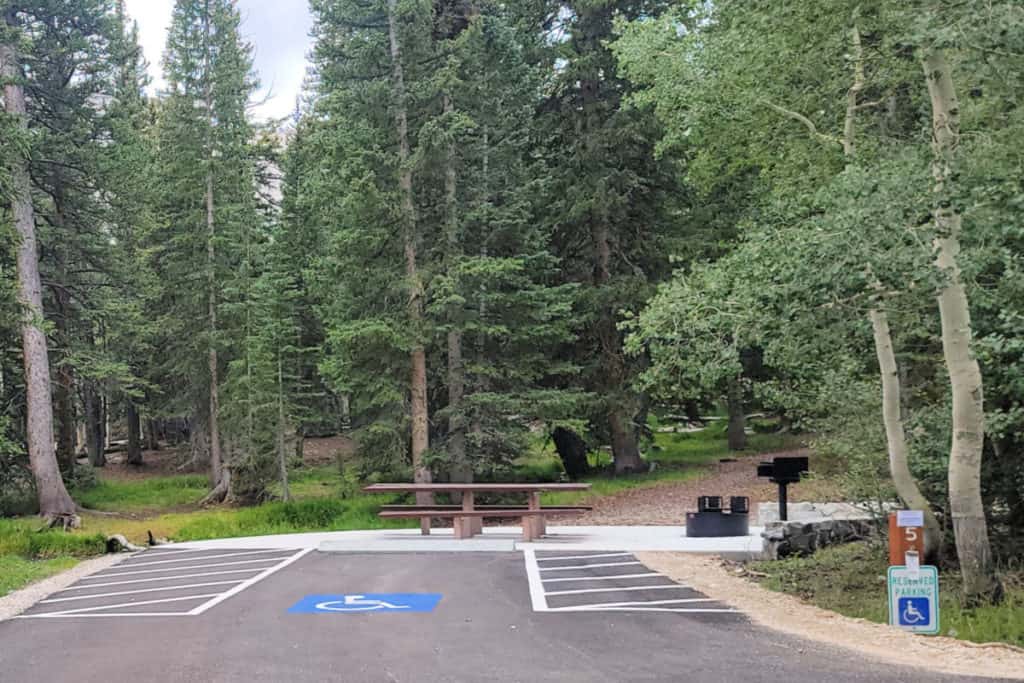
[123, 0, 314, 121]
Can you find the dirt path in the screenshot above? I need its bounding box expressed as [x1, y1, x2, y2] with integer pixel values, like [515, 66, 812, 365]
[97, 435, 356, 482]
[574, 449, 838, 525]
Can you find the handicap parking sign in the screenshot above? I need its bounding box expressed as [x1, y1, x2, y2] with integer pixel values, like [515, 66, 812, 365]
[887, 566, 939, 634]
[897, 597, 930, 627]
[289, 594, 442, 614]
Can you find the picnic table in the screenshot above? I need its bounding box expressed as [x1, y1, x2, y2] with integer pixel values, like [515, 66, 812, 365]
[363, 482, 592, 541]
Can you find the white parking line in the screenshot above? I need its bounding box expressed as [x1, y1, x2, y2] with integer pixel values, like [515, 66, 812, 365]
[523, 550, 739, 616]
[117, 549, 288, 568]
[545, 584, 693, 597]
[18, 594, 222, 618]
[541, 573, 662, 583]
[553, 598, 717, 609]
[522, 548, 549, 612]
[538, 561, 643, 572]
[551, 606, 738, 614]
[188, 548, 313, 615]
[536, 552, 633, 562]
[41, 580, 245, 604]
[61, 568, 266, 591]
[125, 548, 216, 557]
[18, 548, 312, 619]
[88, 557, 290, 578]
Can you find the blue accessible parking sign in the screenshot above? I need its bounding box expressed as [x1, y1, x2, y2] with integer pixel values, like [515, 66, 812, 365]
[887, 566, 939, 634]
[289, 594, 442, 614]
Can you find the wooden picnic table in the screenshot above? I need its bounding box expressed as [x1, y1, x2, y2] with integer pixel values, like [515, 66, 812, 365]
[363, 482, 591, 540]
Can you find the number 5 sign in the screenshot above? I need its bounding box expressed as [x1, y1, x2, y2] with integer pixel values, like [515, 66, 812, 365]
[889, 511, 925, 566]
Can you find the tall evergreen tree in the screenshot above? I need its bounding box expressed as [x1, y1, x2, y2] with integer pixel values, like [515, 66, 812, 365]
[301, 0, 579, 485]
[153, 0, 257, 502]
[538, 0, 683, 473]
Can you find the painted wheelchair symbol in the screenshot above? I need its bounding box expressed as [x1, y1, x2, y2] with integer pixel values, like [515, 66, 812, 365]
[314, 595, 411, 612]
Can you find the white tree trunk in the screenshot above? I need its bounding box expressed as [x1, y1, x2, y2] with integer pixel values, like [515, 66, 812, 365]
[841, 20, 940, 558]
[923, 50, 1000, 603]
[869, 309, 941, 559]
[1, 18, 79, 527]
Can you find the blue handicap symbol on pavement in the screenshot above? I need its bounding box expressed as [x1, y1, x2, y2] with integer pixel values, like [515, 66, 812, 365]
[897, 597, 930, 626]
[289, 594, 442, 614]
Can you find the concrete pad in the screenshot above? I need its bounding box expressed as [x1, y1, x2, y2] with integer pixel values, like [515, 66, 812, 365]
[519, 525, 765, 554]
[162, 525, 765, 556]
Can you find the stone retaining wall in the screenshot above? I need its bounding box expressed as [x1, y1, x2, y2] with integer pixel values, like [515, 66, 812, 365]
[759, 502, 892, 559]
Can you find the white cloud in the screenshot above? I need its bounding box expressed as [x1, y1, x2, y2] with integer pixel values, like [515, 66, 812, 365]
[123, 0, 313, 121]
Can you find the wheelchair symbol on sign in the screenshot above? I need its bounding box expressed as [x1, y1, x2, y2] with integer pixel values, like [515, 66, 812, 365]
[315, 595, 411, 612]
[901, 602, 924, 624]
[897, 597, 930, 626]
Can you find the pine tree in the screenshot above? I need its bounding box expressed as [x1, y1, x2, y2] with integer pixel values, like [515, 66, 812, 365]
[303, 0, 581, 485]
[538, 0, 682, 473]
[153, 0, 258, 502]
[1, 2, 87, 525]
[101, 0, 157, 468]
[426, 3, 581, 478]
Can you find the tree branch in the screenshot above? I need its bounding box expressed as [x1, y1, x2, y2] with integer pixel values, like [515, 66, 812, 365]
[760, 100, 842, 149]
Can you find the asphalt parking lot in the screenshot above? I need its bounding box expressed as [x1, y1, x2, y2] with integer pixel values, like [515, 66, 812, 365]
[0, 550, 1007, 683]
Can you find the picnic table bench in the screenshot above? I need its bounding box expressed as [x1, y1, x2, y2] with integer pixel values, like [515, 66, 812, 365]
[363, 483, 592, 541]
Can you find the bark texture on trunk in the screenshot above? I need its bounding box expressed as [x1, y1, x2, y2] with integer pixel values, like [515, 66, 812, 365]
[1, 20, 78, 526]
[277, 356, 290, 502]
[443, 93, 469, 485]
[145, 418, 160, 451]
[126, 402, 143, 466]
[923, 50, 1000, 603]
[726, 378, 747, 451]
[609, 407, 642, 474]
[54, 363, 76, 473]
[84, 384, 105, 467]
[870, 308, 941, 560]
[388, 0, 431, 503]
[203, 2, 223, 496]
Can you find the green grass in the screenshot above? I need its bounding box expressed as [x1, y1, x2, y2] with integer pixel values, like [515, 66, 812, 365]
[0, 518, 107, 558]
[749, 541, 1024, 647]
[272, 466, 346, 500]
[77, 474, 210, 512]
[0, 555, 81, 596]
[0, 518, 108, 596]
[170, 496, 414, 542]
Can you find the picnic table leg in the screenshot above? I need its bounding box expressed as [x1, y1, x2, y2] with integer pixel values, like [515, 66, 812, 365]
[525, 492, 545, 541]
[462, 491, 477, 539]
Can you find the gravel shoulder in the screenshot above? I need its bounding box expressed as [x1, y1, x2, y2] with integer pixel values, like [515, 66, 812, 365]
[638, 552, 1024, 681]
